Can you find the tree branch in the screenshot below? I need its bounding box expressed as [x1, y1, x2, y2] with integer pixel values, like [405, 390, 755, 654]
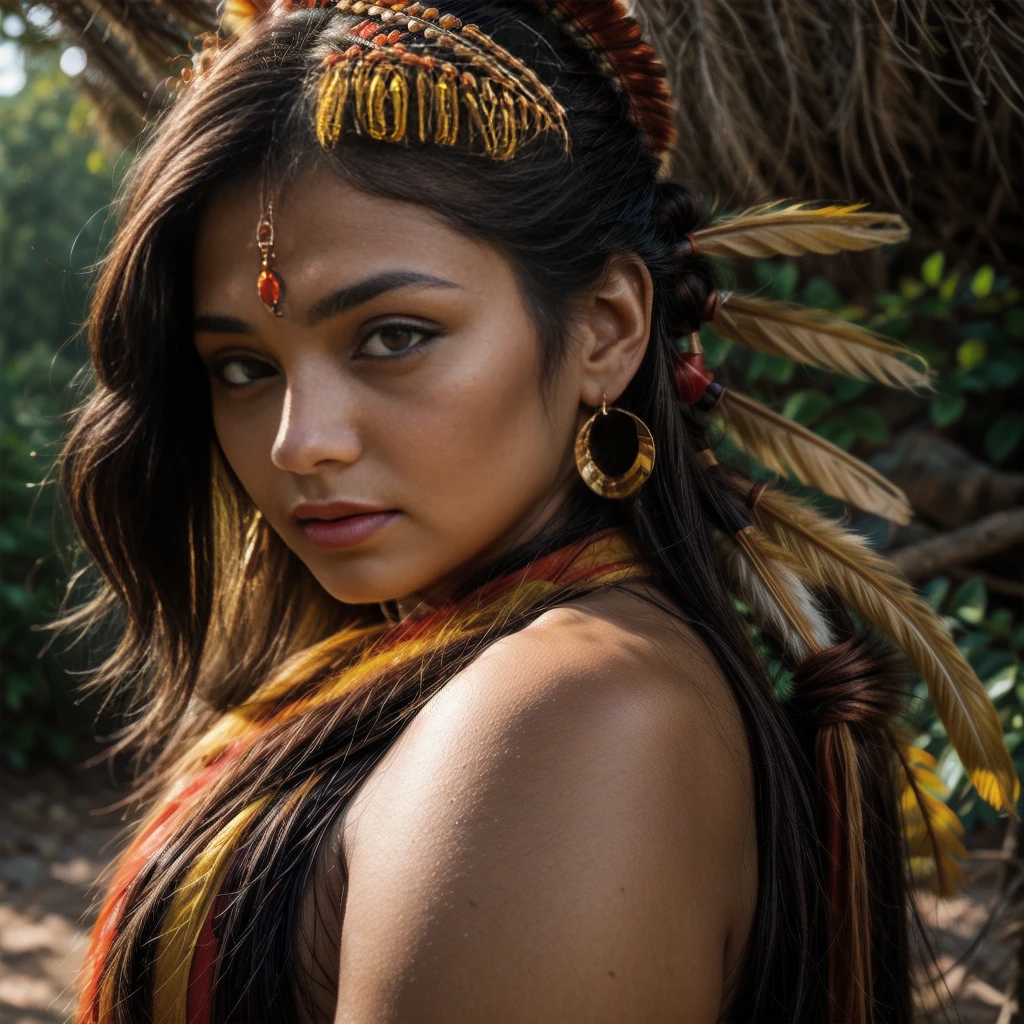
[891, 507, 1024, 581]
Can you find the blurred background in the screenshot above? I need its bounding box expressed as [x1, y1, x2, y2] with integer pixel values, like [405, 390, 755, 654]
[0, 1, 1021, 1021]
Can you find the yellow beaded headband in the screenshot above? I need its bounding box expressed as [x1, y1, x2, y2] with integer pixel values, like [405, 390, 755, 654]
[220, 0, 677, 162]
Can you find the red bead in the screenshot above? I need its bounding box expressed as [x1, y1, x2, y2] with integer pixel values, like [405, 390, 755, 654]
[258, 269, 281, 309]
[387, 29, 402, 43]
[673, 352, 715, 405]
[257, 222, 273, 243]
[372, 33, 388, 44]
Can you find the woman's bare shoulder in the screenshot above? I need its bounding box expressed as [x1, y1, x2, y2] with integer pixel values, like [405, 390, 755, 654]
[334, 583, 758, 1023]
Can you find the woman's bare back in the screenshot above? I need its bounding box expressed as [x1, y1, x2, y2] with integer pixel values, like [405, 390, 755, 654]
[295, 584, 758, 1022]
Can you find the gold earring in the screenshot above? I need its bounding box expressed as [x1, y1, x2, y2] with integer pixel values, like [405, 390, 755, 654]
[574, 395, 655, 499]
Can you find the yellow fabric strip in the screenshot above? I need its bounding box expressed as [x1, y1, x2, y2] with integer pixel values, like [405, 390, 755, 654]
[186, 531, 648, 768]
[151, 797, 269, 1024]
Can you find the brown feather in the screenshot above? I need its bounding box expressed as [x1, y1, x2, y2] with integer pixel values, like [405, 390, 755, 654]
[752, 487, 1021, 816]
[694, 201, 910, 259]
[715, 293, 933, 391]
[715, 390, 913, 524]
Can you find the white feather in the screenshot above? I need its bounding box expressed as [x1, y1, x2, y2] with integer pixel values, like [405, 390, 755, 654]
[725, 545, 835, 660]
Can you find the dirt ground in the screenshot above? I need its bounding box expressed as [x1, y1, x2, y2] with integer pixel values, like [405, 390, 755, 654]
[0, 760, 1021, 1024]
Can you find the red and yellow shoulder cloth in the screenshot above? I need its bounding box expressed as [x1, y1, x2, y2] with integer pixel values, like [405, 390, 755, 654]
[76, 528, 649, 1024]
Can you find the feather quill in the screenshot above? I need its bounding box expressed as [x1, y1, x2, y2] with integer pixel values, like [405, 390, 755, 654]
[714, 293, 932, 390]
[693, 201, 910, 259]
[715, 389, 913, 524]
[895, 741, 967, 897]
[752, 487, 1020, 816]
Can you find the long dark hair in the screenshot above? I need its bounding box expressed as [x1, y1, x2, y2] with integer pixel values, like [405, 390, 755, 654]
[59, 3, 920, 1020]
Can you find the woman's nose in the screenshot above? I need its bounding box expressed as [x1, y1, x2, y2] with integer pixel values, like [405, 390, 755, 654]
[270, 370, 363, 474]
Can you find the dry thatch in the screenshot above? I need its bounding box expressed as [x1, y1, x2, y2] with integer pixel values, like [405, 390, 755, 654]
[632, 0, 1024, 266]
[20, 0, 1024, 263]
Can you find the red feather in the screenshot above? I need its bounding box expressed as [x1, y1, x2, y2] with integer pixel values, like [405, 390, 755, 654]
[534, 0, 678, 158]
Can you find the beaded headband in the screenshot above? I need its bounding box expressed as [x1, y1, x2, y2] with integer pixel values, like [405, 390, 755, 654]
[220, 0, 677, 161]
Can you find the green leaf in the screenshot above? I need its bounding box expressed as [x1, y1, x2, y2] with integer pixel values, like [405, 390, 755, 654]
[985, 360, 1022, 389]
[985, 665, 1018, 702]
[832, 377, 870, 402]
[939, 272, 961, 302]
[950, 577, 987, 625]
[802, 277, 842, 312]
[957, 370, 989, 393]
[763, 355, 796, 384]
[930, 394, 965, 428]
[816, 418, 858, 451]
[783, 391, 834, 425]
[1004, 308, 1024, 339]
[745, 350, 768, 383]
[900, 277, 926, 301]
[773, 261, 799, 301]
[921, 576, 951, 611]
[921, 251, 945, 287]
[970, 265, 995, 299]
[1011, 626, 1024, 652]
[984, 609, 1014, 637]
[845, 406, 890, 445]
[984, 412, 1024, 464]
[700, 330, 732, 369]
[956, 338, 986, 370]
[936, 743, 965, 793]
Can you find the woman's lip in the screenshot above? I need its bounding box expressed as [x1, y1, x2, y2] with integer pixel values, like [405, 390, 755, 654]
[298, 511, 399, 550]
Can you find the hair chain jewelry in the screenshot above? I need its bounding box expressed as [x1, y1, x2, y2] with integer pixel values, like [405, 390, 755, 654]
[256, 193, 284, 316]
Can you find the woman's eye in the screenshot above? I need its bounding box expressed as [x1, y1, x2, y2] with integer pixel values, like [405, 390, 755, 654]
[213, 356, 278, 388]
[357, 322, 438, 360]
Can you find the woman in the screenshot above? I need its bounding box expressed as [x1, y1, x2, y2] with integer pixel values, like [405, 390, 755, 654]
[60, 1, 1018, 1021]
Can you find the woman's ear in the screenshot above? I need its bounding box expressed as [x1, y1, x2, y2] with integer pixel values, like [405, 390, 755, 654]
[574, 252, 654, 408]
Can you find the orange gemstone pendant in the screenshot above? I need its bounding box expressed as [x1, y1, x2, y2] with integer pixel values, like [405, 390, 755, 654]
[257, 268, 282, 310]
[256, 203, 284, 316]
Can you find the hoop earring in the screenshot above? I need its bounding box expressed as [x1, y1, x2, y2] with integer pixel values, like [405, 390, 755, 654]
[574, 396, 655, 499]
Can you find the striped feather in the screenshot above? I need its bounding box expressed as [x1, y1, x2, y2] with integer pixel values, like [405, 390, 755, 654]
[694, 201, 910, 259]
[715, 293, 933, 391]
[716, 389, 913, 524]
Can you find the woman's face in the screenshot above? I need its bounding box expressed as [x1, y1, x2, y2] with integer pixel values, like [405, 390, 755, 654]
[193, 163, 651, 609]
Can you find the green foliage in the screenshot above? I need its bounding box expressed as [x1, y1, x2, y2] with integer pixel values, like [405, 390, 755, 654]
[0, 343, 94, 769]
[908, 577, 1024, 832]
[0, 48, 118, 360]
[1, 49, 117, 768]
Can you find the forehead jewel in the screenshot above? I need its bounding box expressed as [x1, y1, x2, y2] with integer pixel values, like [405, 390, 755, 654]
[218, 0, 679, 161]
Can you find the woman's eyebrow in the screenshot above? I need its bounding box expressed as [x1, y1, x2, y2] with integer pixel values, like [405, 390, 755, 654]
[193, 270, 463, 335]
